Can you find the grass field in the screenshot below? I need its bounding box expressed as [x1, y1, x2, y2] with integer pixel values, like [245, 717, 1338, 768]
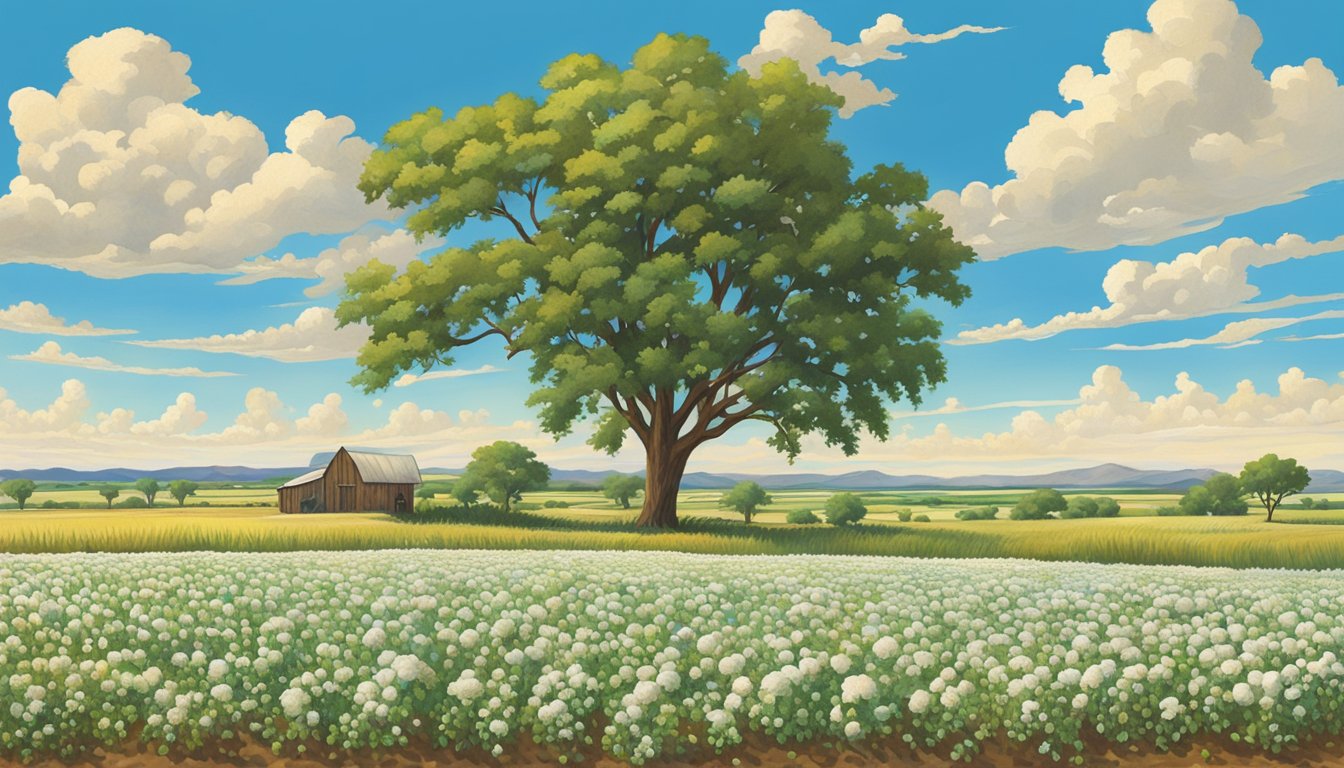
[0, 488, 1342, 569]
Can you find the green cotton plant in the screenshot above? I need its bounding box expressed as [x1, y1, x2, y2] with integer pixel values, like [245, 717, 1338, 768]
[340, 33, 974, 528]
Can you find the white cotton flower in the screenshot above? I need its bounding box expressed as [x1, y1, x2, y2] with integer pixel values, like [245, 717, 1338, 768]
[844, 721, 862, 738]
[279, 688, 310, 719]
[448, 674, 485, 702]
[841, 674, 877, 704]
[830, 654, 852, 675]
[362, 626, 386, 649]
[209, 684, 233, 702]
[1232, 683, 1254, 706]
[873, 637, 899, 659]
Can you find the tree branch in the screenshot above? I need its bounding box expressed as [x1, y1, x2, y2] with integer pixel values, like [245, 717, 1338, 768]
[489, 197, 536, 245]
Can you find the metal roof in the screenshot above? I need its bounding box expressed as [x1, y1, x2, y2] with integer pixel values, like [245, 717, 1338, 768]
[277, 467, 325, 489]
[346, 450, 423, 485]
[276, 449, 423, 489]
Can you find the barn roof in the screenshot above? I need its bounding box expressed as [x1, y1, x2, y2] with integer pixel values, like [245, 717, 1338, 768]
[277, 467, 324, 489]
[276, 449, 422, 489]
[346, 450, 423, 485]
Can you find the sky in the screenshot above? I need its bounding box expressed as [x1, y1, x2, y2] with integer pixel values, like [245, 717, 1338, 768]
[0, 0, 1341, 474]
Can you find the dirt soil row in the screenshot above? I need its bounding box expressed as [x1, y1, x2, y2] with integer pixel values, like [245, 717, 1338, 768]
[11, 731, 1344, 768]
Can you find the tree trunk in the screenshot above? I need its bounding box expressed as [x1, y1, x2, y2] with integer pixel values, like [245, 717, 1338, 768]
[636, 442, 690, 528]
[744, 509, 752, 525]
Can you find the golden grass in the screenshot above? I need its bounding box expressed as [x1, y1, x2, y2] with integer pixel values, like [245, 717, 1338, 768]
[1, 505, 1343, 569]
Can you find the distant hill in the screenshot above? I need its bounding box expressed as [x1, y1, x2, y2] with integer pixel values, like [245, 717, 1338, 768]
[3, 461, 1342, 492]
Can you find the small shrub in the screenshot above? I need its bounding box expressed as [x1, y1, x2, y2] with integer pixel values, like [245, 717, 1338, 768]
[955, 506, 998, 521]
[41, 499, 59, 509]
[786, 509, 821, 525]
[1011, 489, 1067, 520]
[912, 514, 931, 523]
[1157, 505, 1184, 516]
[114, 497, 148, 509]
[824, 493, 867, 526]
[542, 500, 571, 509]
[896, 508, 914, 522]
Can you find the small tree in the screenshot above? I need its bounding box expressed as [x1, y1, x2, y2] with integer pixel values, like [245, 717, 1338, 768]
[719, 481, 772, 524]
[1094, 497, 1121, 518]
[452, 441, 551, 513]
[1239, 454, 1310, 522]
[602, 474, 645, 509]
[135, 478, 160, 506]
[1178, 473, 1248, 516]
[168, 480, 199, 507]
[0, 479, 37, 510]
[99, 486, 120, 509]
[1061, 496, 1099, 519]
[1010, 489, 1067, 520]
[824, 493, 867, 526]
[1300, 497, 1315, 510]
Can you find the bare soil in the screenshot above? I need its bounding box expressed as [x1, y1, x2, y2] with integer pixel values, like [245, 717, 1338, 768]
[10, 732, 1344, 768]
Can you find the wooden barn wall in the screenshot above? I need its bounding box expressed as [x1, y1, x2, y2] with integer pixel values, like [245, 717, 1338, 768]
[280, 448, 416, 513]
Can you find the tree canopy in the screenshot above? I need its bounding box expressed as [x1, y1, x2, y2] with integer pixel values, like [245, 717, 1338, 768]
[135, 478, 160, 506]
[824, 492, 867, 526]
[1178, 473, 1247, 517]
[99, 487, 120, 509]
[168, 480, 199, 507]
[0, 479, 37, 510]
[340, 33, 974, 527]
[1010, 489, 1067, 520]
[453, 441, 551, 513]
[1239, 454, 1310, 522]
[601, 474, 644, 509]
[719, 481, 772, 524]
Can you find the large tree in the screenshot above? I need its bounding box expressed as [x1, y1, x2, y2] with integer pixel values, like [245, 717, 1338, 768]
[341, 34, 973, 527]
[1239, 454, 1310, 523]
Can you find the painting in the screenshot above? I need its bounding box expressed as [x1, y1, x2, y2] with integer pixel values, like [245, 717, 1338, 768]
[0, 1, 1342, 765]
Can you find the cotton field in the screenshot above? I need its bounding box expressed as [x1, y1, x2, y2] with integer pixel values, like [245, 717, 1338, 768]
[0, 551, 1342, 763]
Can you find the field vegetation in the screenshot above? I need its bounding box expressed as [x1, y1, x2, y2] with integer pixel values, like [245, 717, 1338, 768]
[0, 488, 1340, 569]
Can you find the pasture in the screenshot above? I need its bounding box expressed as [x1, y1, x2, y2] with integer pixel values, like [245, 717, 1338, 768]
[0, 487, 1342, 569]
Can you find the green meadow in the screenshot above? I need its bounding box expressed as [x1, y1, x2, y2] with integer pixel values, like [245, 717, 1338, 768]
[1, 486, 1342, 570]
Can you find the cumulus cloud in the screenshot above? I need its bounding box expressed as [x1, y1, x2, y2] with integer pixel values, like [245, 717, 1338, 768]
[1100, 309, 1344, 351]
[221, 229, 443, 296]
[0, 378, 536, 469]
[0, 28, 390, 278]
[954, 234, 1344, 344]
[127, 307, 368, 362]
[11, 341, 236, 377]
[127, 393, 208, 436]
[0, 301, 135, 336]
[0, 379, 89, 433]
[392, 365, 504, 388]
[685, 364, 1344, 473]
[738, 10, 1002, 117]
[928, 0, 1344, 259]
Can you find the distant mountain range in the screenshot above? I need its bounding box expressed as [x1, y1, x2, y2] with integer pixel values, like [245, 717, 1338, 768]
[2, 460, 1341, 492]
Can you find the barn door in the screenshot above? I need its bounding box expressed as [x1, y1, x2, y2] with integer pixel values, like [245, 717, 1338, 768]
[338, 484, 355, 512]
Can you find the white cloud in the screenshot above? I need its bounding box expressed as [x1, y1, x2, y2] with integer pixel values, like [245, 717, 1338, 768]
[0, 301, 134, 336]
[683, 364, 1344, 473]
[127, 393, 208, 437]
[955, 234, 1344, 344]
[0, 28, 390, 278]
[296, 393, 348, 436]
[1100, 309, 1344, 351]
[0, 379, 89, 433]
[11, 341, 236, 377]
[393, 365, 504, 388]
[1283, 332, 1344, 343]
[928, 0, 1344, 259]
[738, 10, 1002, 118]
[0, 378, 537, 469]
[891, 396, 1081, 419]
[221, 229, 442, 296]
[127, 306, 368, 362]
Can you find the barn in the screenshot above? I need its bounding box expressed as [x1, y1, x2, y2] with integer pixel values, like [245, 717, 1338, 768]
[277, 447, 422, 514]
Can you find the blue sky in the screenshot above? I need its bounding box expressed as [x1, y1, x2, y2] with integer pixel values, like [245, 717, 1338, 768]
[0, 0, 1341, 473]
